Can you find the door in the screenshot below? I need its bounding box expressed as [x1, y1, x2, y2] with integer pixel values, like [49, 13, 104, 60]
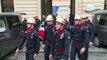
[6, 15, 22, 49]
[0, 16, 11, 58]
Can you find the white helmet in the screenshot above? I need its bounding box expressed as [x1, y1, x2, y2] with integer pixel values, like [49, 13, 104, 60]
[74, 15, 81, 20]
[56, 16, 64, 24]
[81, 15, 87, 19]
[27, 17, 35, 24]
[46, 15, 54, 21]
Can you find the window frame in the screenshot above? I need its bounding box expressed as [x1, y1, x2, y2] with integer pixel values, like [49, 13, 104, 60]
[1, 0, 14, 12]
[94, 14, 107, 26]
[6, 15, 22, 29]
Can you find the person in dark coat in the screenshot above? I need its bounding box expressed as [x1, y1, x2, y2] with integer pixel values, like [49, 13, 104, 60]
[70, 15, 89, 60]
[81, 15, 94, 60]
[15, 17, 40, 60]
[42, 14, 55, 60]
[50, 16, 71, 60]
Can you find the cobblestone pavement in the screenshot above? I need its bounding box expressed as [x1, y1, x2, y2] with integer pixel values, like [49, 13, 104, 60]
[1, 46, 107, 60]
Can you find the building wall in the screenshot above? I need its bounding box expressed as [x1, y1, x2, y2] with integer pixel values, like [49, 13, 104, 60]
[53, 0, 70, 2]
[53, 0, 104, 20]
[0, 0, 105, 20]
[75, 0, 104, 20]
[14, 0, 41, 19]
[52, 0, 70, 19]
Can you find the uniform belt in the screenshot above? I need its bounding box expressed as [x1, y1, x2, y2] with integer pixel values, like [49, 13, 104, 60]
[55, 48, 64, 52]
[27, 48, 36, 51]
[72, 40, 83, 45]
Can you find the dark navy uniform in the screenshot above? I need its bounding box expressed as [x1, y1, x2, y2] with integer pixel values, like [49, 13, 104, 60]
[70, 24, 89, 60]
[83, 20, 94, 60]
[51, 29, 71, 60]
[18, 29, 40, 60]
[86, 20, 94, 42]
[42, 25, 55, 60]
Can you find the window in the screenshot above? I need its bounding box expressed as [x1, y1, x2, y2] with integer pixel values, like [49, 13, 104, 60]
[94, 14, 107, 26]
[1, 0, 14, 12]
[6, 16, 21, 29]
[0, 16, 6, 32]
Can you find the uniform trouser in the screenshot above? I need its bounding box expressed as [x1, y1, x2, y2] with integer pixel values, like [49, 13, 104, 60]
[44, 44, 51, 60]
[70, 45, 84, 60]
[26, 49, 35, 60]
[53, 53, 63, 60]
[53, 52, 69, 60]
[84, 46, 89, 60]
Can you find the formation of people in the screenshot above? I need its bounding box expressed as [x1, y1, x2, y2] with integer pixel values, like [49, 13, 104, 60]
[15, 14, 94, 60]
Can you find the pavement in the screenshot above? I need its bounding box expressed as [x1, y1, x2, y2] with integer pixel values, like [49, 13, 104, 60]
[1, 46, 107, 60]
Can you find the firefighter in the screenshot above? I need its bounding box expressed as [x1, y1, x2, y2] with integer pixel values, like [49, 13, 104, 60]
[81, 15, 94, 46]
[50, 16, 71, 60]
[81, 15, 94, 60]
[70, 15, 89, 60]
[42, 14, 55, 60]
[15, 17, 40, 60]
[86, 17, 94, 47]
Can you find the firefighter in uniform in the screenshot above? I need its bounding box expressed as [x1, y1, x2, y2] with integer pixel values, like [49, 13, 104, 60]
[50, 16, 71, 60]
[42, 15, 55, 60]
[81, 15, 94, 60]
[15, 17, 40, 60]
[70, 15, 89, 60]
[85, 16, 94, 47]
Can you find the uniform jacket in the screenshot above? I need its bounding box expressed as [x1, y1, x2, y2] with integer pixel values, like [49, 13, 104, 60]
[71, 24, 89, 48]
[51, 29, 71, 59]
[18, 29, 40, 54]
[86, 20, 94, 42]
[43, 25, 55, 45]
